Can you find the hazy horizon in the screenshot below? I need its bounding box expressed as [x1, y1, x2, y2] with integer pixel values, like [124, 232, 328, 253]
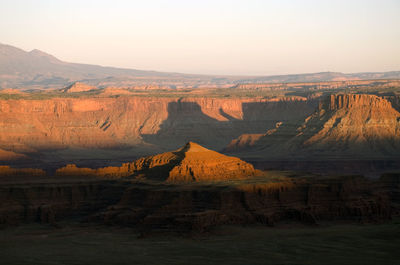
[1, 0, 399, 75]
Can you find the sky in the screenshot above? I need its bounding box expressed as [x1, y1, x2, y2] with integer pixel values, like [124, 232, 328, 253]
[1, 0, 399, 75]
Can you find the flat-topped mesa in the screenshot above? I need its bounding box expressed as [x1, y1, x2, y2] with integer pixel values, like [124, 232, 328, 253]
[324, 93, 394, 111]
[0, 166, 45, 177]
[55, 163, 133, 179]
[303, 94, 400, 156]
[62, 82, 97, 93]
[167, 142, 257, 182]
[223, 93, 400, 160]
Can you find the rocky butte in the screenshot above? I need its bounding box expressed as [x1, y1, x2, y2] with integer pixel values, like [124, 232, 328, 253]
[56, 142, 259, 182]
[62, 82, 97, 93]
[0, 143, 398, 233]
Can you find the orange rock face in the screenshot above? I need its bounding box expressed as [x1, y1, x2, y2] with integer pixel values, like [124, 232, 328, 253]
[0, 96, 315, 159]
[0, 148, 26, 161]
[166, 142, 258, 182]
[304, 94, 400, 148]
[226, 94, 400, 159]
[62, 82, 97, 93]
[0, 166, 45, 177]
[55, 142, 258, 182]
[55, 164, 132, 179]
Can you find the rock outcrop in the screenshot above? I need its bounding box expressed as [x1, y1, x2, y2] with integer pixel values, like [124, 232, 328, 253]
[98, 175, 392, 232]
[0, 174, 396, 232]
[62, 82, 97, 93]
[226, 94, 400, 160]
[0, 181, 125, 225]
[0, 149, 26, 161]
[0, 96, 316, 160]
[56, 142, 258, 182]
[138, 142, 258, 182]
[0, 166, 45, 177]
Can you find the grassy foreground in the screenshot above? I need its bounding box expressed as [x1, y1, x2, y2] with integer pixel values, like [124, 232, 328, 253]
[0, 220, 399, 265]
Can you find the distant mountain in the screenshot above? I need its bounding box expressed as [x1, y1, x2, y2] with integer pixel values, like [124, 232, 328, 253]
[235, 71, 400, 84]
[1, 43, 400, 89]
[0, 43, 172, 89]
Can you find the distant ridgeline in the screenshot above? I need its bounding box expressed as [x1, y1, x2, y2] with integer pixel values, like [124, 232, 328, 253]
[234, 79, 400, 91]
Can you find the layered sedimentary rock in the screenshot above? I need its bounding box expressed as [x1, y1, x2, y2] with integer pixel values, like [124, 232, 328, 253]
[98, 175, 392, 232]
[55, 164, 132, 179]
[226, 94, 400, 160]
[0, 96, 316, 160]
[0, 181, 126, 225]
[140, 142, 257, 182]
[56, 142, 258, 182]
[1, 174, 393, 232]
[0, 165, 45, 177]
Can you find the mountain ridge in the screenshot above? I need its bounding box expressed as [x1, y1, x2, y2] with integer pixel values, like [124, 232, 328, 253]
[1, 43, 400, 89]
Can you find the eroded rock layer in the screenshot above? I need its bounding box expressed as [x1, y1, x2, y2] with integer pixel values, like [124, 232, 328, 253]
[226, 94, 400, 160]
[56, 142, 258, 182]
[0, 174, 397, 233]
[0, 96, 316, 160]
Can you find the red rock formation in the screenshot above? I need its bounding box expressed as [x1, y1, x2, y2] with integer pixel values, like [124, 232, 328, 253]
[0, 96, 316, 160]
[62, 82, 97, 93]
[55, 164, 132, 179]
[0, 166, 45, 177]
[167, 142, 258, 182]
[0, 182, 126, 225]
[0, 149, 26, 161]
[226, 94, 400, 160]
[55, 142, 259, 182]
[0, 172, 396, 232]
[97, 175, 393, 232]
[303, 94, 400, 152]
[99, 87, 134, 96]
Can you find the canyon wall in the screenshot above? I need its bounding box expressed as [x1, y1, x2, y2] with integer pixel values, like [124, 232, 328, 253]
[226, 94, 400, 160]
[0, 175, 395, 233]
[0, 96, 317, 161]
[0, 181, 126, 225]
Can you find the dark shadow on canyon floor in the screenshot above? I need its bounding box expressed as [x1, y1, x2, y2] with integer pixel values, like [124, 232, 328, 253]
[141, 100, 317, 152]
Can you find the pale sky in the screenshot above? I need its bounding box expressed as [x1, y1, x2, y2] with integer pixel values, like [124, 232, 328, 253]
[1, 0, 399, 75]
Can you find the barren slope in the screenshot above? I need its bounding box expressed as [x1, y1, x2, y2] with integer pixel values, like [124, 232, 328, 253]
[226, 94, 400, 159]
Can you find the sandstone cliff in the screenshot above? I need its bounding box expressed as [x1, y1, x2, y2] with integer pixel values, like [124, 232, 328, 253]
[0, 174, 395, 232]
[226, 94, 400, 160]
[0, 96, 316, 161]
[88, 175, 394, 232]
[0, 166, 45, 177]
